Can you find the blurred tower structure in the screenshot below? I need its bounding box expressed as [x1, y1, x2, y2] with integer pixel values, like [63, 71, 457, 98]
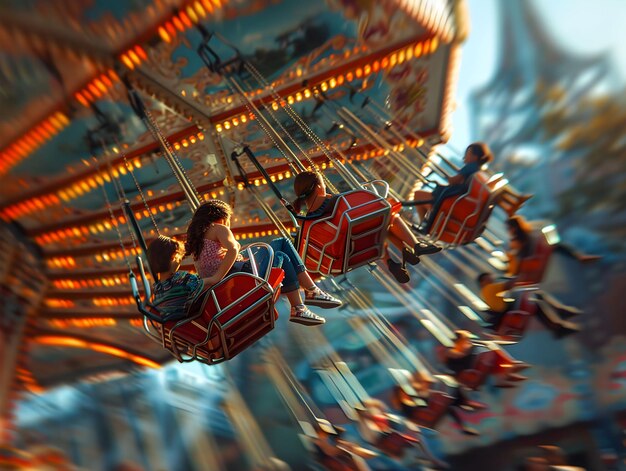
[468, 1, 626, 467]
[468, 0, 619, 221]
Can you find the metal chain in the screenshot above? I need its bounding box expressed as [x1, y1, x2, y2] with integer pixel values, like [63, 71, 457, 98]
[244, 61, 344, 190]
[96, 142, 142, 250]
[239, 68, 327, 176]
[96, 160, 134, 272]
[103, 156, 142, 252]
[116, 139, 161, 236]
[140, 103, 205, 205]
[221, 75, 301, 175]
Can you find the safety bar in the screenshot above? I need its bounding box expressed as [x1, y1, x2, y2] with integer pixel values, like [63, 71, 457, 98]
[361, 179, 390, 199]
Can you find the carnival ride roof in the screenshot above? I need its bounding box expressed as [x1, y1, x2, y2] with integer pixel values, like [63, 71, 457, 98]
[0, 0, 462, 388]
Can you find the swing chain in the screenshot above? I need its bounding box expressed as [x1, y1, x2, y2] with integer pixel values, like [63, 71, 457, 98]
[123, 77, 204, 210]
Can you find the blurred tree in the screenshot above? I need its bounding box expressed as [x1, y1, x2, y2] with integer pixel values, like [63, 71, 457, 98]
[541, 90, 626, 222]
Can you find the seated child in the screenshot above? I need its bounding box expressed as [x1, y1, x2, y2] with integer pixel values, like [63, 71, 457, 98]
[411, 142, 493, 222]
[478, 272, 581, 336]
[442, 330, 529, 388]
[505, 215, 601, 277]
[293, 171, 440, 284]
[185, 199, 342, 326]
[146, 235, 206, 320]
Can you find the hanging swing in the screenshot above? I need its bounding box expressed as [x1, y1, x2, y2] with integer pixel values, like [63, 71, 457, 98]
[110, 79, 287, 365]
[434, 340, 526, 391]
[296, 183, 397, 277]
[512, 223, 560, 286]
[489, 286, 537, 341]
[402, 171, 509, 246]
[197, 28, 400, 278]
[315, 85, 509, 248]
[231, 146, 397, 277]
[333, 87, 527, 246]
[132, 243, 285, 364]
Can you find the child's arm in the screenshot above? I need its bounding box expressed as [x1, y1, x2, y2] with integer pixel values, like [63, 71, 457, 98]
[447, 162, 479, 185]
[446, 173, 464, 185]
[203, 224, 241, 287]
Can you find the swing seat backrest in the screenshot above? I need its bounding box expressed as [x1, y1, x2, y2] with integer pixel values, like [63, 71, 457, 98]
[515, 230, 555, 286]
[149, 268, 284, 365]
[426, 172, 501, 246]
[297, 189, 392, 276]
[377, 431, 411, 457]
[411, 391, 455, 428]
[497, 310, 531, 340]
[456, 348, 496, 390]
[510, 289, 537, 313]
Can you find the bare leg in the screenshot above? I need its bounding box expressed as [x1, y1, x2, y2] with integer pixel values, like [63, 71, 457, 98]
[297, 271, 316, 290]
[412, 190, 433, 221]
[389, 215, 419, 248]
[284, 289, 305, 308]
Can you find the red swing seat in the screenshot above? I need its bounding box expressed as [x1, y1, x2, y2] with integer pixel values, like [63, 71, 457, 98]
[425, 172, 505, 246]
[145, 268, 284, 365]
[495, 310, 531, 340]
[514, 228, 557, 286]
[297, 187, 393, 276]
[495, 288, 537, 340]
[437, 345, 511, 390]
[409, 390, 455, 429]
[139, 244, 285, 365]
[456, 350, 497, 390]
[376, 430, 417, 457]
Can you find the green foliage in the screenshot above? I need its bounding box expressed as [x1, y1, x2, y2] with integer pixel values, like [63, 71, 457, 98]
[540, 89, 626, 218]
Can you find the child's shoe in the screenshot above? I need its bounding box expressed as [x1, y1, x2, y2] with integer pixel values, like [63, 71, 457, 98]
[387, 259, 410, 284]
[289, 304, 326, 326]
[304, 286, 343, 308]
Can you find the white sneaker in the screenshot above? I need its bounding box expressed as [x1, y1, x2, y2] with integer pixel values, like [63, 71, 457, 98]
[289, 304, 326, 326]
[304, 287, 343, 309]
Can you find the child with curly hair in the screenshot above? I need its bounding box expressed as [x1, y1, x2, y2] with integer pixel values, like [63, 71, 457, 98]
[185, 199, 342, 326]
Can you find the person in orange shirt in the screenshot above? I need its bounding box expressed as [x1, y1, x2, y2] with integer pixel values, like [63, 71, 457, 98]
[477, 272, 581, 337]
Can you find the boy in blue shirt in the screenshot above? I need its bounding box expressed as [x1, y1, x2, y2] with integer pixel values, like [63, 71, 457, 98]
[412, 142, 493, 222]
[147, 235, 205, 320]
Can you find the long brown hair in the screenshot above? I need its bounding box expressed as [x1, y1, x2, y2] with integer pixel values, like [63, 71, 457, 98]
[292, 171, 322, 213]
[466, 142, 493, 165]
[185, 200, 233, 260]
[506, 215, 532, 250]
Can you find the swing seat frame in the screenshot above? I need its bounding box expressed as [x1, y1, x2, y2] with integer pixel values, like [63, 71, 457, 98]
[493, 286, 537, 340]
[514, 225, 558, 286]
[296, 182, 395, 276]
[421, 172, 507, 246]
[135, 243, 284, 365]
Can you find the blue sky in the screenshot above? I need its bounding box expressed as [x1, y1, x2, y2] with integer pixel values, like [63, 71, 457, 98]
[448, 0, 626, 150]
